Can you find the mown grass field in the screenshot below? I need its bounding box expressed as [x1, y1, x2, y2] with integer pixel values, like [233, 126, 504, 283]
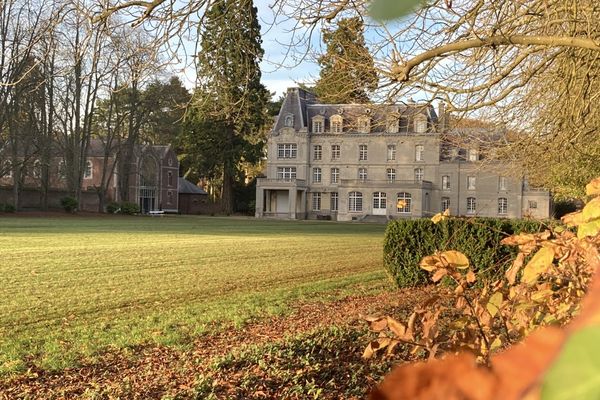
[0, 215, 389, 376]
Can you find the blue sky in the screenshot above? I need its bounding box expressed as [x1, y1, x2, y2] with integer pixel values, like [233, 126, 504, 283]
[255, 0, 319, 97]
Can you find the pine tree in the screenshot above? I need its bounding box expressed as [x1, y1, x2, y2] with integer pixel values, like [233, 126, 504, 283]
[184, 0, 269, 213]
[314, 17, 378, 104]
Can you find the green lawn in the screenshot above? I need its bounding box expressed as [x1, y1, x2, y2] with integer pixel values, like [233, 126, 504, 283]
[0, 215, 389, 375]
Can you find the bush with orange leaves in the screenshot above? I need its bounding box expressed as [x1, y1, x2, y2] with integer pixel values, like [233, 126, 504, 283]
[364, 178, 600, 399]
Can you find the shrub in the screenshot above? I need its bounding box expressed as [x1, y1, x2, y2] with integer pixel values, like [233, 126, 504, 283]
[3, 204, 15, 213]
[383, 217, 551, 287]
[106, 202, 120, 214]
[119, 202, 140, 215]
[60, 196, 78, 213]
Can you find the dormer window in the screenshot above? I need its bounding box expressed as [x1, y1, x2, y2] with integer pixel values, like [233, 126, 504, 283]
[284, 114, 294, 127]
[468, 148, 478, 161]
[414, 114, 427, 133]
[312, 116, 324, 133]
[387, 116, 399, 133]
[357, 116, 370, 133]
[330, 115, 343, 133]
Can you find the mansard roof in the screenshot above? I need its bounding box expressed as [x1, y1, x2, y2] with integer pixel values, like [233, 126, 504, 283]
[273, 87, 439, 133]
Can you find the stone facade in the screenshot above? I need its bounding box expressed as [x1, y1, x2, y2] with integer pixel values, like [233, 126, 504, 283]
[255, 87, 552, 221]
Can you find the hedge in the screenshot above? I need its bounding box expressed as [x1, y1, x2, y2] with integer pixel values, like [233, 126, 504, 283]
[383, 217, 553, 288]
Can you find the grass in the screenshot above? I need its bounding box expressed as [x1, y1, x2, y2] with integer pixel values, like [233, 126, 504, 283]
[0, 215, 389, 375]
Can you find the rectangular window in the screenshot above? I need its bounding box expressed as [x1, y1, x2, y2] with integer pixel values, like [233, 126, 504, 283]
[313, 120, 323, 133]
[387, 144, 396, 161]
[276, 167, 297, 181]
[442, 175, 450, 190]
[312, 192, 321, 211]
[397, 193, 412, 213]
[387, 117, 399, 133]
[331, 168, 339, 184]
[359, 144, 368, 161]
[331, 119, 342, 133]
[84, 160, 92, 179]
[313, 167, 322, 183]
[467, 197, 476, 214]
[331, 192, 339, 211]
[349, 191, 363, 212]
[415, 145, 424, 161]
[168, 171, 173, 186]
[358, 168, 367, 181]
[414, 168, 423, 183]
[167, 190, 173, 204]
[468, 148, 478, 161]
[387, 168, 396, 182]
[499, 176, 507, 191]
[498, 198, 508, 215]
[331, 145, 341, 160]
[441, 197, 450, 212]
[467, 176, 476, 190]
[277, 143, 297, 159]
[313, 145, 322, 160]
[529, 200, 538, 209]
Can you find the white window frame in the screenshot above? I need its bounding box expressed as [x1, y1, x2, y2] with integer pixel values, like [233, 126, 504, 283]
[467, 176, 476, 190]
[312, 192, 321, 211]
[313, 145, 322, 161]
[349, 191, 363, 212]
[277, 143, 297, 159]
[499, 176, 507, 191]
[442, 175, 450, 190]
[387, 144, 396, 161]
[359, 144, 368, 161]
[312, 117, 324, 133]
[373, 192, 387, 209]
[83, 160, 93, 179]
[387, 116, 399, 133]
[387, 168, 396, 183]
[331, 168, 339, 184]
[331, 144, 341, 160]
[415, 115, 427, 133]
[358, 116, 371, 133]
[331, 192, 338, 212]
[468, 148, 478, 162]
[331, 115, 343, 133]
[415, 145, 424, 161]
[498, 197, 508, 215]
[397, 192, 412, 214]
[276, 167, 297, 181]
[312, 167, 322, 183]
[441, 197, 450, 212]
[358, 167, 367, 181]
[467, 197, 476, 214]
[414, 168, 424, 183]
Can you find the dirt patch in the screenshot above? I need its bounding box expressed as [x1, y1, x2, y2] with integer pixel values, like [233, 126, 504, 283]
[0, 288, 433, 399]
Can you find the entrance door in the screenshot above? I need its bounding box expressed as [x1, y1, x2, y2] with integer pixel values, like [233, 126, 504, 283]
[139, 186, 157, 213]
[373, 192, 387, 215]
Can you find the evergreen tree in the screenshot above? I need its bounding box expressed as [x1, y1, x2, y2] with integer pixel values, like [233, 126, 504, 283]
[183, 0, 269, 213]
[314, 17, 378, 104]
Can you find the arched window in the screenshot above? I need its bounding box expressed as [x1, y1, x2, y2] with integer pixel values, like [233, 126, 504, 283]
[349, 191, 363, 212]
[397, 192, 412, 213]
[57, 160, 66, 179]
[32, 160, 41, 178]
[168, 171, 173, 186]
[84, 160, 93, 179]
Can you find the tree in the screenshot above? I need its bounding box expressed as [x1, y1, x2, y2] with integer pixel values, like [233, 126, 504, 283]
[182, 0, 269, 214]
[314, 17, 377, 103]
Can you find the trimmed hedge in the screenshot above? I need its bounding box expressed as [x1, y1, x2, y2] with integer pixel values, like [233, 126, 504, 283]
[383, 217, 552, 287]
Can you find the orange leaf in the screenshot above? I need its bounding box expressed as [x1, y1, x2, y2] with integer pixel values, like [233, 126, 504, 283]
[432, 268, 448, 282]
[387, 317, 406, 338]
[441, 250, 470, 269]
[522, 247, 555, 285]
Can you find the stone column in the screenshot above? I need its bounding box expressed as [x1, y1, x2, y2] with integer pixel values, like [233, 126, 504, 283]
[289, 188, 297, 219]
[255, 187, 264, 217]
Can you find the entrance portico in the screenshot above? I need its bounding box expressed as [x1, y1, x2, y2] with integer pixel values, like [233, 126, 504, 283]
[255, 178, 307, 219]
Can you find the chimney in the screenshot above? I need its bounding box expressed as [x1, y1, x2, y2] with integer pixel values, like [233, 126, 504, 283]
[438, 101, 448, 132]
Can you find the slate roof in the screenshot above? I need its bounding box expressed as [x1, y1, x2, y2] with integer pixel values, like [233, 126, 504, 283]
[178, 177, 208, 195]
